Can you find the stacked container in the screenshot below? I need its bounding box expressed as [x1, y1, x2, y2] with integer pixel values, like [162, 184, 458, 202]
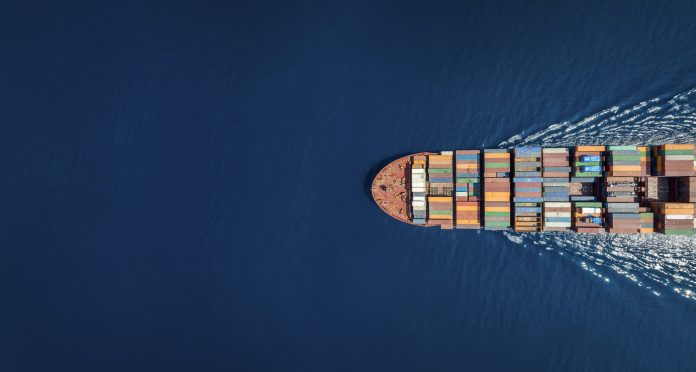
[483, 149, 511, 230]
[410, 155, 427, 224]
[426, 152, 454, 229]
[606, 145, 647, 176]
[639, 146, 651, 175]
[455, 150, 481, 229]
[604, 176, 640, 202]
[639, 207, 654, 234]
[543, 202, 571, 231]
[483, 149, 511, 177]
[514, 202, 542, 232]
[513, 176, 542, 231]
[542, 148, 571, 177]
[543, 178, 570, 201]
[677, 177, 696, 202]
[427, 196, 453, 229]
[651, 202, 695, 236]
[653, 144, 695, 176]
[573, 202, 604, 233]
[573, 145, 605, 177]
[606, 203, 640, 233]
[427, 153, 453, 196]
[513, 147, 542, 177]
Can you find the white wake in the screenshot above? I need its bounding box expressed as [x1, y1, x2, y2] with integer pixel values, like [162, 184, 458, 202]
[499, 86, 696, 301]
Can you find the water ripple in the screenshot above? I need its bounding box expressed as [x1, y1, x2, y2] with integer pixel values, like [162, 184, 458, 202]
[499, 86, 696, 301]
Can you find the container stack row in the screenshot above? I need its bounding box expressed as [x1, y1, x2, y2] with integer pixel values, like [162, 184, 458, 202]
[483, 149, 511, 178]
[427, 196, 453, 229]
[653, 144, 695, 177]
[651, 202, 695, 236]
[483, 149, 511, 230]
[455, 150, 481, 229]
[410, 155, 427, 224]
[513, 168, 543, 231]
[514, 147, 542, 177]
[606, 203, 640, 233]
[427, 152, 454, 229]
[604, 176, 640, 202]
[542, 147, 571, 177]
[427, 153, 453, 196]
[514, 202, 542, 232]
[574, 145, 605, 177]
[543, 177, 570, 202]
[606, 145, 649, 176]
[639, 207, 654, 234]
[573, 202, 604, 233]
[543, 202, 572, 231]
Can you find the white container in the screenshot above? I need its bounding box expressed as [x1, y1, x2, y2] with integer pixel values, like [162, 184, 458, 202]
[411, 201, 425, 207]
[412, 196, 426, 201]
[411, 169, 425, 174]
[455, 192, 468, 197]
[545, 202, 571, 207]
[665, 215, 694, 220]
[441, 151, 454, 155]
[412, 188, 426, 193]
[580, 208, 602, 214]
[542, 148, 569, 153]
[544, 222, 572, 227]
[665, 155, 694, 160]
[545, 212, 572, 217]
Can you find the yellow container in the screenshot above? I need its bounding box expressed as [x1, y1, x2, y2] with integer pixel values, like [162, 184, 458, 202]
[428, 215, 453, 220]
[428, 197, 452, 202]
[484, 153, 510, 159]
[576, 145, 605, 151]
[457, 206, 479, 211]
[456, 219, 480, 224]
[664, 144, 695, 150]
[485, 206, 511, 212]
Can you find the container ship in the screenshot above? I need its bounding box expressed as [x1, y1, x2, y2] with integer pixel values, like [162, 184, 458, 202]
[370, 145, 696, 235]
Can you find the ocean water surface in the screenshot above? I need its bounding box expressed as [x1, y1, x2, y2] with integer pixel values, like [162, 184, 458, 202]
[2, 0, 696, 371]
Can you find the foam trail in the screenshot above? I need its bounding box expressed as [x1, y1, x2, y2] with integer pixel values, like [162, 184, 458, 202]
[499, 87, 696, 301]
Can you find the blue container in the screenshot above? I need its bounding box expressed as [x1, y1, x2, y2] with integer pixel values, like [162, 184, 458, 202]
[544, 197, 570, 202]
[515, 207, 542, 213]
[513, 197, 545, 203]
[580, 155, 601, 162]
[513, 177, 544, 183]
[456, 154, 479, 160]
[580, 166, 602, 172]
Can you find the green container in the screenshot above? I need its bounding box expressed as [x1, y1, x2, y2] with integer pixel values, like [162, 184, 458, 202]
[485, 162, 510, 168]
[575, 202, 602, 207]
[575, 161, 602, 166]
[428, 168, 452, 173]
[609, 155, 641, 161]
[663, 150, 694, 155]
[456, 178, 479, 183]
[429, 210, 453, 215]
[664, 229, 694, 236]
[485, 211, 510, 217]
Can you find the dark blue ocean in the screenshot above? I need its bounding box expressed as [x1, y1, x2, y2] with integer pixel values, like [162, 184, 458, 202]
[3, 0, 696, 370]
